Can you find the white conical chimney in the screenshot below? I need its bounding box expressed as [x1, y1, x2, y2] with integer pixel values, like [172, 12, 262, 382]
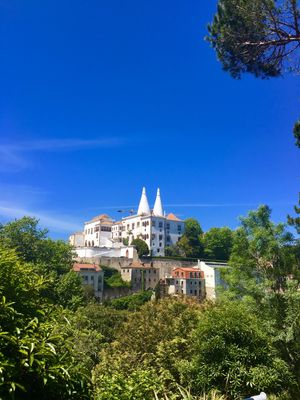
[153, 188, 163, 217]
[137, 187, 151, 215]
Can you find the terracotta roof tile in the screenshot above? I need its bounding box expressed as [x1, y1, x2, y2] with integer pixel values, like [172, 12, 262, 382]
[166, 213, 182, 221]
[73, 263, 101, 272]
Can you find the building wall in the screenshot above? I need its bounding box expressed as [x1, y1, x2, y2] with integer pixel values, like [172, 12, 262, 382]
[75, 246, 137, 260]
[84, 220, 112, 247]
[121, 267, 159, 291]
[78, 269, 104, 298]
[173, 277, 202, 297]
[120, 215, 184, 257]
[69, 232, 84, 247]
[198, 261, 228, 299]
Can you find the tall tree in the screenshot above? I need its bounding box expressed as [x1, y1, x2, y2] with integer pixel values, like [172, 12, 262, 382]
[207, 0, 300, 79]
[177, 218, 204, 258]
[202, 227, 234, 261]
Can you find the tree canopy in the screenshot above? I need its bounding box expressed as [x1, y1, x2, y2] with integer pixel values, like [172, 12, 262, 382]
[207, 0, 300, 79]
[203, 227, 234, 261]
[131, 238, 149, 257]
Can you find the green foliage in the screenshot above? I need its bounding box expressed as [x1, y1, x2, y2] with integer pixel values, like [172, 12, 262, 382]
[207, 0, 300, 79]
[74, 303, 128, 343]
[293, 120, 300, 148]
[102, 265, 130, 288]
[93, 298, 202, 398]
[93, 367, 163, 400]
[131, 238, 149, 257]
[165, 245, 181, 257]
[224, 205, 296, 301]
[185, 301, 293, 399]
[0, 217, 48, 263]
[288, 193, 300, 234]
[55, 271, 84, 309]
[177, 218, 204, 258]
[0, 247, 91, 399]
[220, 206, 300, 396]
[109, 290, 153, 310]
[203, 227, 234, 261]
[0, 216, 74, 277]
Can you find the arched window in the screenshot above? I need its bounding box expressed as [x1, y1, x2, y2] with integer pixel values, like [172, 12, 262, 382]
[85, 241, 87, 247]
[92, 240, 94, 247]
[126, 250, 129, 258]
[88, 241, 91, 247]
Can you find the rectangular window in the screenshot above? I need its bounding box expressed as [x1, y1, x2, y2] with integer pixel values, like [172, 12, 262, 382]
[137, 222, 140, 227]
[166, 223, 170, 229]
[159, 222, 163, 228]
[132, 223, 135, 229]
[159, 234, 163, 240]
[152, 221, 156, 227]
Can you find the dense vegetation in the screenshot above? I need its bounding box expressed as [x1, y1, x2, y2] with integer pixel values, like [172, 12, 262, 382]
[165, 220, 234, 261]
[0, 210, 299, 399]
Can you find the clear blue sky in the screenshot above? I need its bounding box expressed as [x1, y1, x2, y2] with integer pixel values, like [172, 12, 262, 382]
[0, 0, 299, 238]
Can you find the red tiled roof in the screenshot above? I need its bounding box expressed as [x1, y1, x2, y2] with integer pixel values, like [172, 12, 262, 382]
[172, 267, 199, 272]
[73, 263, 101, 272]
[122, 261, 154, 269]
[172, 267, 204, 279]
[166, 213, 182, 221]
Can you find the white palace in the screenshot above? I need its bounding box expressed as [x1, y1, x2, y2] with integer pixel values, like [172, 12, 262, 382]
[69, 187, 185, 257]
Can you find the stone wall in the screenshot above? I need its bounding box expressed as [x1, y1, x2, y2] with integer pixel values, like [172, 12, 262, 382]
[80, 256, 197, 279]
[102, 286, 134, 300]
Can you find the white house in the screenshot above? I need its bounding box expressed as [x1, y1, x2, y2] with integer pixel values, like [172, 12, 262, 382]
[112, 187, 185, 256]
[83, 214, 113, 247]
[198, 260, 229, 299]
[69, 232, 84, 247]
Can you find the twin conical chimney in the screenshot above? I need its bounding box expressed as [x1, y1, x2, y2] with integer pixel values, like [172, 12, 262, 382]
[153, 188, 163, 216]
[137, 187, 151, 215]
[137, 187, 164, 216]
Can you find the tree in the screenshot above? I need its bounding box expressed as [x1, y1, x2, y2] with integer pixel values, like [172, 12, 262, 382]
[221, 206, 300, 394]
[0, 217, 74, 275]
[93, 298, 201, 399]
[0, 217, 48, 263]
[202, 227, 234, 261]
[0, 247, 91, 399]
[131, 238, 149, 257]
[186, 301, 294, 398]
[55, 271, 84, 309]
[207, 0, 300, 79]
[224, 205, 295, 299]
[177, 218, 204, 258]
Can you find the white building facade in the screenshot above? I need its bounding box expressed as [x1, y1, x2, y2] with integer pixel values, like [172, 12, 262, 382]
[113, 187, 185, 256]
[83, 214, 113, 247]
[198, 260, 229, 299]
[69, 187, 185, 258]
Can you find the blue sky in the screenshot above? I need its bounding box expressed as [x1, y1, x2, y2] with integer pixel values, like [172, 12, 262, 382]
[0, 0, 299, 238]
